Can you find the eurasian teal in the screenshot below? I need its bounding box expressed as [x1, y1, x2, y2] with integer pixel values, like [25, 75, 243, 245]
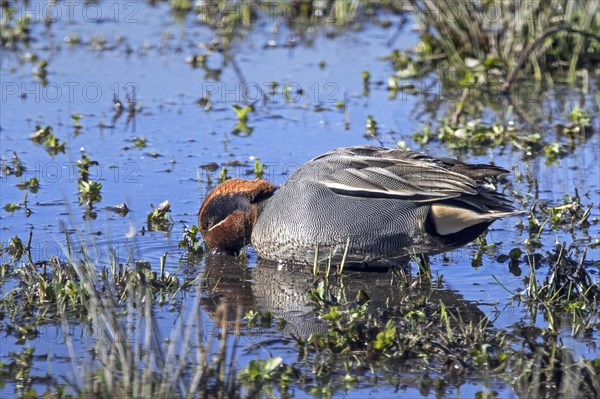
[198, 146, 523, 265]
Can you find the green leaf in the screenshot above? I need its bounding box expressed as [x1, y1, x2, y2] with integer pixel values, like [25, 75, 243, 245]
[232, 105, 253, 122]
[508, 248, 523, 261]
[263, 357, 282, 373]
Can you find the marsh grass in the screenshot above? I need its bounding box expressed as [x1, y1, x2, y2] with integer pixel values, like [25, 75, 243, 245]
[62, 266, 241, 398]
[382, 1, 600, 136]
[509, 329, 600, 398]
[518, 244, 599, 337]
[409, 0, 600, 86]
[58, 227, 241, 398]
[0, 225, 242, 398]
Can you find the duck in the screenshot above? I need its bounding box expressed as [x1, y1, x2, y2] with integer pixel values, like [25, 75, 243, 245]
[198, 146, 523, 265]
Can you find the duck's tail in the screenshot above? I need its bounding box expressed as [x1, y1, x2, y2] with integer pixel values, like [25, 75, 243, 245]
[429, 204, 525, 236]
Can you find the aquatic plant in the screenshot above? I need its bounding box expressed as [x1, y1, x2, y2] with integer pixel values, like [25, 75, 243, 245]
[132, 136, 148, 149]
[147, 200, 174, 232]
[77, 151, 102, 207]
[71, 114, 83, 135]
[16, 177, 39, 193]
[232, 104, 254, 135]
[408, 0, 600, 87]
[1, 2, 31, 49]
[234, 273, 599, 398]
[218, 167, 230, 184]
[365, 114, 378, 136]
[178, 224, 204, 257]
[253, 158, 266, 179]
[30, 125, 66, 156]
[1, 152, 25, 178]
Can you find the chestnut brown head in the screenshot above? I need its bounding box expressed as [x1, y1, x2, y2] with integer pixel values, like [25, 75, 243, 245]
[198, 179, 277, 253]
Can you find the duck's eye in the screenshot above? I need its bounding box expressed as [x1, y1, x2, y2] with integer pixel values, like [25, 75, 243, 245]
[200, 216, 218, 231]
[200, 194, 251, 231]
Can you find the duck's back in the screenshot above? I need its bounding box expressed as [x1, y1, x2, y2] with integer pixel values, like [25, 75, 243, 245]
[251, 146, 519, 265]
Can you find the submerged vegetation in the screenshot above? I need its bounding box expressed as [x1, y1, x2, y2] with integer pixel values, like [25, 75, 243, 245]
[1, 0, 599, 398]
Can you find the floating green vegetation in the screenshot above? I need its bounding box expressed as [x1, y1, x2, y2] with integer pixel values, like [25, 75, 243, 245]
[490, 228, 598, 337]
[78, 180, 102, 206]
[365, 114, 378, 137]
[0, 3, 31, 49]
[375, 2, 600, 131]
[545, 195, 593, 232]
[4, 235, 26, 262]
[32, 59, 48, 84]
[170, 0, 192, 13]
[568, 107, 591, 126]
[218, 167, 230, 184]
[2, 152, 25, 178]
[77, 151, 99, 183]
[244, 309, 274, 328]
[0, 347, 35, 395]
[436, 119, 518, 149]
[64, 33, 81, 46]
[412, 104, 595, 160]
[0, 233, 192, 329]
[300, 281, 502, 371]
[178, 224, 204, 258]
[235, 276, 599, 398]
[147, 200, 174, 232]
[413, 118, 523, 156]
[132, 136, 148, 149]
[30, 125, 66, 156]
[239, 356, 295, 397]
[77, 151, 102, 212]
[524, 189, 597, 252]
[232, 104, 251, 121]
[16, 177, 39, 193]
[71, 113, 83, 135]
[253, 158, 266, 179]
[232, 104, 254, 135]
[3, 202, 22, 214]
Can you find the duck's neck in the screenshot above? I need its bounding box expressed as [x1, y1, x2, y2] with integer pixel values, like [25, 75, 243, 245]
[254, 196, 272, 219]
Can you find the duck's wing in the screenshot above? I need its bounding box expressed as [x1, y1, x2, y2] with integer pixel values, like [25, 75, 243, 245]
[310, 146, 518, 213]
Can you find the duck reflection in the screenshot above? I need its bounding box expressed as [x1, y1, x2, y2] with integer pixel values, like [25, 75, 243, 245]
[201, 252, 486, 337]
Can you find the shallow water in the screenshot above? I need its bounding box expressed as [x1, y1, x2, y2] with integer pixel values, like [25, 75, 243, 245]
[1, 1, 599, 397]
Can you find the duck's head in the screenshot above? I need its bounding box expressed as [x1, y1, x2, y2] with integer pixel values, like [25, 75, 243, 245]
[198, 179, 277, 253]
